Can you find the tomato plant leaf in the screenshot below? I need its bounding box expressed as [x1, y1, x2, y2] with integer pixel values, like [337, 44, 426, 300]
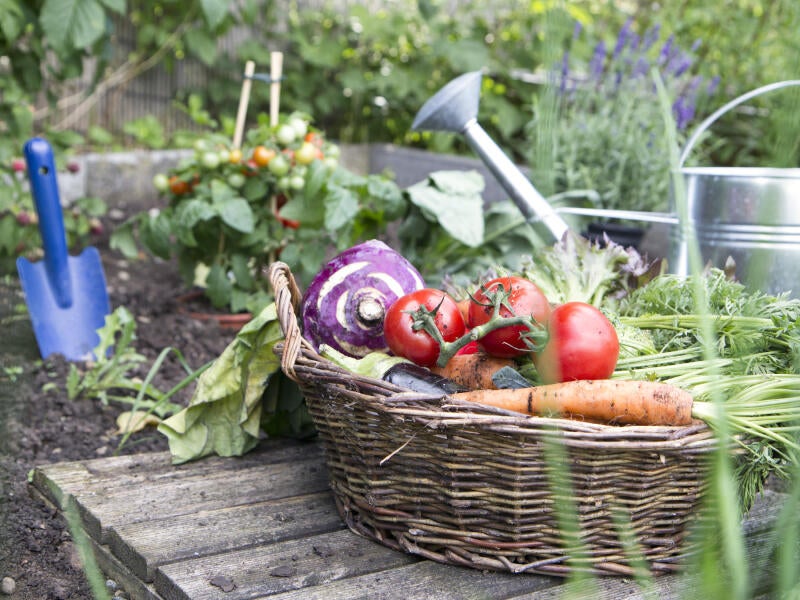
[218, 197, 255, 234]
[140, 211, 173, 258]
[324, 184, 360, 231]
[108, 222, 138, 259]
[205, 263, 232, 309]
[405, 170, 485, 247]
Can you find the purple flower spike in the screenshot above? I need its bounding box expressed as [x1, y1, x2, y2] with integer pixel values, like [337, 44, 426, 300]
[643, 24, 661, 51]
[613, 19, 633, 59]
[658, 34, 675, 66]
[706, 75, 721, 96]
[572, 21, 582, 40]
[589, 40, 606, 80]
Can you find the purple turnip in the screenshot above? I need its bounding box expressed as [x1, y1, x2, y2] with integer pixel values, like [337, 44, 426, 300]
[301, 240, 425, 357]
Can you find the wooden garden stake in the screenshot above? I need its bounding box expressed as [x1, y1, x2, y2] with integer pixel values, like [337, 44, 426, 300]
[232, 60, 255, 150]
[270, 51, 283, 127]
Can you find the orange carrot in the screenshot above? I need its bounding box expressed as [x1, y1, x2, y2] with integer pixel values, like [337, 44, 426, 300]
[450, 379, 694, 426]
[431, 353, 515, 391]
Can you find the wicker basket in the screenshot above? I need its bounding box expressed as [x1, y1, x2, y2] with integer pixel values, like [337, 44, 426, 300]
[268, 262, 717, 577]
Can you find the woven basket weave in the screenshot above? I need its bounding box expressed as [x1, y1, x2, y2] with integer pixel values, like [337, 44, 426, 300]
[268, 262, 717, 577]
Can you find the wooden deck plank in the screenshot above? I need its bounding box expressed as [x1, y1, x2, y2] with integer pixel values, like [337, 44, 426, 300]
[32, 440, 322, 510]
[71, 455, 330, 543]
[257, 559, 563, 600]
[108, 490, 345, 582]
[152, 528, 420, 600]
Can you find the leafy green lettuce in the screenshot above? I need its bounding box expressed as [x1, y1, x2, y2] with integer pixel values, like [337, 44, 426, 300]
[158, 302, 314, 464]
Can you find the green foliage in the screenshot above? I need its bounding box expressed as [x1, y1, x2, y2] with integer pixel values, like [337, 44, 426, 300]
[66, 306, 189, 418]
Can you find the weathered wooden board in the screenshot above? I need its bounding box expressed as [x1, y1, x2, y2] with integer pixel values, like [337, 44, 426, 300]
[29, 440, 794, 600]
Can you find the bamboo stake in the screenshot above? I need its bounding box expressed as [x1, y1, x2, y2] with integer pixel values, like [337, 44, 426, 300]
[269, 51, 283, 127]
[232, 60, 255, 150]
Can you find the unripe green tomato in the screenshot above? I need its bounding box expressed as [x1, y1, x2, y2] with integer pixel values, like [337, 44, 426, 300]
[289, 175, 305, 190]
[275, 124, 296, 146]
[268, 154, 290, 176]
[294, 141, 317, 165]
[193, 138, 209, 154]
[227, 173, 246, 188]
[277, 176, 291, 190]
[325, 143, 340, 159]
[288, 117, 308, 139]
[201, 151, 220, 169]
[323, 157, 339, 169]
[218, 149, 230, 164]
[153, 173, 170, 192]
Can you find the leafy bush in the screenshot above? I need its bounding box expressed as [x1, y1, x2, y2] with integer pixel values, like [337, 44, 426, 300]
[528, 19, 717, 215]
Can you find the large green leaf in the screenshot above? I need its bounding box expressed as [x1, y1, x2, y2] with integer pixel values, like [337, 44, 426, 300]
[0, 0, 24, 43]
[218, 197, 255, 233]
[205, 262, 232, 308]
[40, 0, 106, 51]
[158, 303, 313, 463]
[405, 170, 485, 247]
[324, 184, 360, 231]
[200, 0, 228, 29]
[185, 28, 218, 65]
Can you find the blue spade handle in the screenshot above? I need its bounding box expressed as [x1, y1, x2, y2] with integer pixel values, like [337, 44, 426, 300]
[24, 137, 72, 308]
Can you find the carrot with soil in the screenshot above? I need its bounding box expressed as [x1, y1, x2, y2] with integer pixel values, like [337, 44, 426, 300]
[431, 352, 515, 390]
[451, 379, 694, 426]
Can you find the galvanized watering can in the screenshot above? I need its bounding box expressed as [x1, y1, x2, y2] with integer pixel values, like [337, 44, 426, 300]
[413, 75, 800, 296]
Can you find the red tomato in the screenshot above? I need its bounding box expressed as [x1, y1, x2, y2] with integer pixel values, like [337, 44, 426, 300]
[384, 289, 466, 367]
[467, 276, 550, 358]
[534, 301, 619, 384]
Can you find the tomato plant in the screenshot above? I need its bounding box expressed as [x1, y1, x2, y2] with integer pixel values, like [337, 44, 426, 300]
[468, 276, 550, 358]
[384, 289, 466, 367]
[534, 301, 619, 384]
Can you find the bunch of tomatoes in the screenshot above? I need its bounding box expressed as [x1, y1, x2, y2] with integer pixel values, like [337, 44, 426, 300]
[151, 112, 340, 225]
[383, 276, 620, 385]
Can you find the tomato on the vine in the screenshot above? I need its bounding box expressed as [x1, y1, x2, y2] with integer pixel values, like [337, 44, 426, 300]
[468, 276, 550, 358]
[384, 289, 466, 367]
[294, 141, 318, 165]
[268, 154, 291, 176]
[168, 176, 189, 195]
[252, 145, 276, 167]
[229, 149, 243, 164]
[153, 173, 169, 192]
[534, 301, 619, 384]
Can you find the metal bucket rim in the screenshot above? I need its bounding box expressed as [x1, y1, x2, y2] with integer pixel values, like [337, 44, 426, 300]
[678, 166, 800, 179]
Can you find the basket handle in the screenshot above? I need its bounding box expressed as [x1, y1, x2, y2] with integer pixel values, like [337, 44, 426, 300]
[679, 79, 800, 167]
[267, 261, 308, 382]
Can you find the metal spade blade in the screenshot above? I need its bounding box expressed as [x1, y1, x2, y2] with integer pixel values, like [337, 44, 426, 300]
[412, 70, 570, 244]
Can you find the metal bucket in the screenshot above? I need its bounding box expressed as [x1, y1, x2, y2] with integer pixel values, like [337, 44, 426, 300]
[669, 80, 800, 296]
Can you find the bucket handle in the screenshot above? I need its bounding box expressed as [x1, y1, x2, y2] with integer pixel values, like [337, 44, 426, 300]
[679, 79, 800, 168]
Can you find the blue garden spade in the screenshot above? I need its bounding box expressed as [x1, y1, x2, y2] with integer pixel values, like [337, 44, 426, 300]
[16, 137, 110, 361]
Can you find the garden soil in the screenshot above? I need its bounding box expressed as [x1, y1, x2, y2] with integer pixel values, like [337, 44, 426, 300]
[0, 244, 236, 599]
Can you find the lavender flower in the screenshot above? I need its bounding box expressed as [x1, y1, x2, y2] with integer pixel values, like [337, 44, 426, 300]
[657, 34, 675, 66]
[613, 19, 634, 59]
[572, 21, 582, 40]
[589, 40, 606, 81]
[642, 24, 661, 51]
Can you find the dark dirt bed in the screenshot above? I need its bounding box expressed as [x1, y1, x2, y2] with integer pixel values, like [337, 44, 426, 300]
[0, 245, 236, 599]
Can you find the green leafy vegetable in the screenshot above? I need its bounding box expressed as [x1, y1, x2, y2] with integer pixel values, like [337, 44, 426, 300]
[519, 231, 654, 308]
[157, 303, 314, 464]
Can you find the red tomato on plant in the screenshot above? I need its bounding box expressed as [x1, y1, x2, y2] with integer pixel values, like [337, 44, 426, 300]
[384, 289, 466, 367]
[534, 301, 619, 384]
[468, 276, 550, 358]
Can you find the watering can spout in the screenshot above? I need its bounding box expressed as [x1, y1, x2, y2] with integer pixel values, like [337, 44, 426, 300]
[412, 71, 570, 244]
